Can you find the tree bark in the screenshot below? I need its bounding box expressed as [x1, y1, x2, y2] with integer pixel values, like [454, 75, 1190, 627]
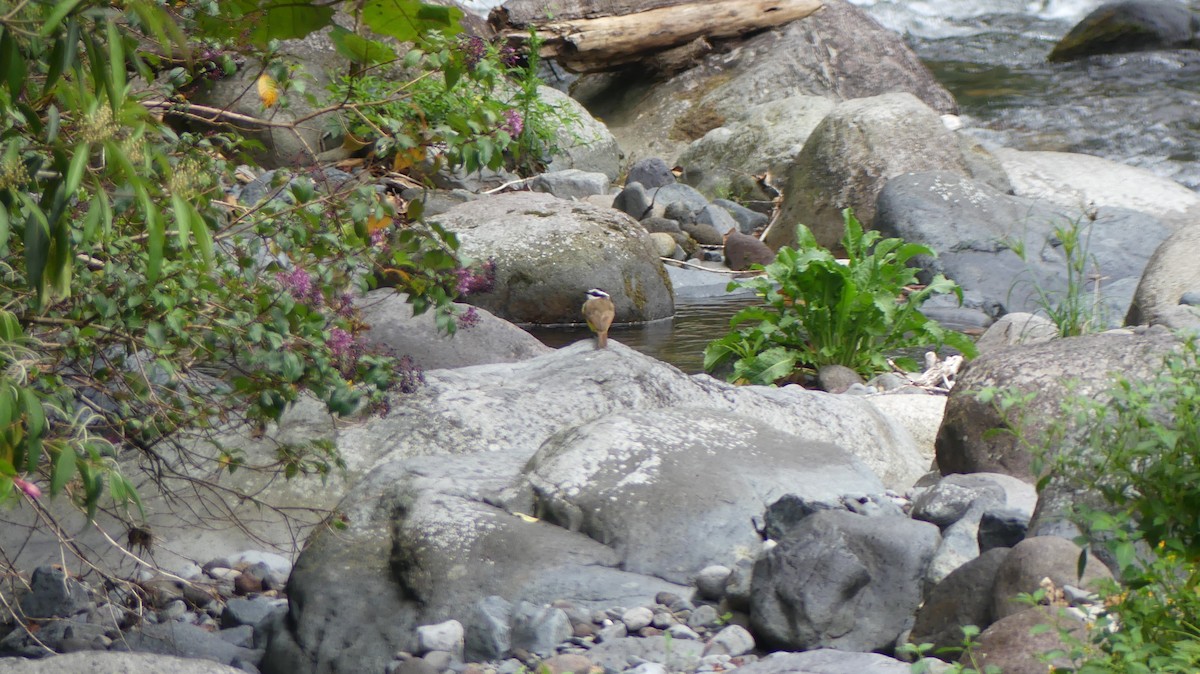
[490, 0, 824, 73]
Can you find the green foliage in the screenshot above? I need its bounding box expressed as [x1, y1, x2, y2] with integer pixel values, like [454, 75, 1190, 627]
[328, 28, 564, 177]
[0, 1, 467, 521]
[979, 338, 1200, 672]
[900, 625, 1000, 674]
[1009, 211, 1105, 337]
[198, 0, 461, 49]
[705, 208, 978, 384]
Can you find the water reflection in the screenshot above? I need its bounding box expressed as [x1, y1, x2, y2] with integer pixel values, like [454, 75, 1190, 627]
[525, 294, 762, 374]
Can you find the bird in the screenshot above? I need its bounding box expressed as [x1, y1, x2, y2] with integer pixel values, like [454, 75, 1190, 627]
[582, 288, 615, 349]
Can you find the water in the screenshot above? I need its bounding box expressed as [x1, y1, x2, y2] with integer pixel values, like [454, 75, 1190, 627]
[527, 294, 761, 374]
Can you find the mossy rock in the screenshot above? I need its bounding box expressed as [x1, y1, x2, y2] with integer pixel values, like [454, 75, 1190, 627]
[1049, 0, 1200, 62]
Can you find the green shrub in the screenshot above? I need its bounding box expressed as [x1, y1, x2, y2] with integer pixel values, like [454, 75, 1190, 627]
[704, 208, 977, 384]
[0, 1, 471, 521]
[1008, 211, 1105, 337]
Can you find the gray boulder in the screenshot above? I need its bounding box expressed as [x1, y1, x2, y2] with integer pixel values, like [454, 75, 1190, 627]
[975, 313, 1059, 354]
[625, 158, 676, 189]
[678, 96, 835, 201]
[875, 171, 1171, 326]
[17, 566, 90, 620]
[991, 536, 1113, 620]
[529, 169, 610, 201]
[525, 407, 885, 584]
[431, 191, 673, 325]
[765, 94, 973, 252]
[1126, 223, 1200, 331]
[970, 607, 1088, 674]
[0, 652, 247, 674]
[1049, 0, 1200, 62]
[115, 622, 261, 669]
[576, 0, 955, 169]
[264, 342, 924, 674]
[750, 510, 940, 652]
[358, 290, 551, 370]
[540, 86, 623, 182]
[735, 650, 911, 674]
[911, 547, 1012, 654]
[937, 330, 1182, 481]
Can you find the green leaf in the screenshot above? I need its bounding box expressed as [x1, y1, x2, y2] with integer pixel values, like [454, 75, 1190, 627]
[0, 459, 14, 477]
[170, 193, 191, 253]
[329, 25, 397, 65]
[189, 204, 214, 267]
[21, 197, 51, 298]
[51, 447, 76, 495]
[66, 143, 90, 196]
[39, 0, 86, 38]
[363, 0, 462, 43]
[107, 20, 126, 109]
[0, 206, 8, 253]
[201, 0, 335, 47]
[0, 28, 27, 98]
[43, 17, 80, 96]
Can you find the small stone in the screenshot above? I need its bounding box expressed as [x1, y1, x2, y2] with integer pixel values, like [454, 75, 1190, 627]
[666, 624, 700, 640]
[206, 567, 240, 582]
[159, 599, 188, 621]
[1181, 290, 1200, 306]
[465, 596, 512, 662]
[687, 605, 721, 630]
[388, 658, 442, 674]
[423, 650, 455, 671]
[596, 621, 627, 643]
[511, 602, 572, 658]
[621, 606, 654, 632]
[573, 622, 596, 638]
[817, 364, 865, 394]
[613, 183, 651, 219]
[637, 626, 662, 637]
[694, 566, 732, 601]
[540, 653, 595, 674]
[223, 596, 285, 629]
[655, 591, 682, 607]
[626, 158, 675, 189]
[624, 663, 667, 674]
[651, 612, 676, 629]
[418, 619, 465, 659]
[667, 597, 694, 613]
[704, 625, 754, 657]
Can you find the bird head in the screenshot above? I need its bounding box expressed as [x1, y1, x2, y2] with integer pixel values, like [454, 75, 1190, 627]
[585, 288, 610, 300]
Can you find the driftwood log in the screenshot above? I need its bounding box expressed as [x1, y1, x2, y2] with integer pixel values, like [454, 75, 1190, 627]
[489, 0, 823, 73]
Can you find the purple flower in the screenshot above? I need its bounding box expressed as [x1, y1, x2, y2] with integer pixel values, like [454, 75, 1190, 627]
[458, 35, 487, 69]
[276, 267, 321, 305]
[328, 328, 356, 361]
[13, 476, 41, 500]
[337, 292, 356, 318]
[500, 109, 524, 138]
[457, 306, 480, 329]
[499, 45, 519, 67]
[455, 259, 497, 296]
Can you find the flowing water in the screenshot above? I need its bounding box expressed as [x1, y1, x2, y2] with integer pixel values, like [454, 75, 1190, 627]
[493, 0, 1200, 370]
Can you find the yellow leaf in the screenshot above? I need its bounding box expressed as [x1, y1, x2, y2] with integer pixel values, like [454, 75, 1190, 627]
[256, 74, 280, 109]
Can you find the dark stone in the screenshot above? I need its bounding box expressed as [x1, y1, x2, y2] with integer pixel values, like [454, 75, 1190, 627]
[762, 494, 842, 541]
[816, 365, 864, 394]
[911, 475, 1006, 529]
[978, 508, 1030, 552]
[223, 597, 285, 630]
[911, 547, 1011, 653]
[19, 566, 90, 620]
[116, 621, 262, 668]
[613, 182, 652, 220]
[713, 199, 769, 235]
[1049, 0, 1200, 62]
[465, 596, 513, 662]
[626, 158, 676, 189]
[680, 221, 723, 246]
[723, 231, 774, 272]
[640, 217, 682, 234]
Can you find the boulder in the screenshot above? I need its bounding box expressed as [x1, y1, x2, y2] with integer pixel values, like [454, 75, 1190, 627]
[974, 313, 1059, 354]
[733, 649, 912, 674]
[750, 510, 940, 652]
[993, 147, 1200, 229]
[970, 607, 1088, 674]
[1049, 0, 1200, 62]
[540, 86, 623, 182]
[864, 394, 946, 466]
[991, 536, 1113, 620]
[1126, 223, 1200, 331]
[723, 231, 775, 272]
[264, 342, 925, 674]
[574, 0, 956, 168]
[873, 171, 1169, 327]
[936, 330, 1181, 481]
[431, 191, 674, 325]
[525, 407, 885, 584]
[625, 158, 676, 189]
[678, 96, 835, 200]
[529, 169, 610, 201]
[0, 652, 247, 674]
[764, 94, 973, 252]
[911, 547, 1012, 653]
[359, 291, 552, 370]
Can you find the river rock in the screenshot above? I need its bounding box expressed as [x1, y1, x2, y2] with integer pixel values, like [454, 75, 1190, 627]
[18, 566, 90, 620]
[625, 158, 675, 189]
[974, 313, 1059, 353]
[911, 547, 1011, 654]
[750, 510, 940, 652]
[1126, 223, 1200, 331]
[359, 290, 552, 369]
[575, 0, 956, 169]
[991, 537, 1113, 620]
[263, 342, 924, 674]
[0, 651, 249, 673]
[463, 596, 512, 662]
[677, 96, 836, 201]
[540, 86, 623, 182]
[431, 191, 673, 325]
[970, 607, 1088, 674]
[993, 147, 1200, 229]
[734, 649, 912, 674]
[723, 231, 774, 271]
[874, 171, 1169, 325]
[114, 621, 261, 669]
[525, 407, 885, 584]
[765, 94, 974, 252]
[1049, 0, 1200, 62]
[936, 330, 1181, 481]
[713, 199, 768, 235]
[529, 169, 610, 201]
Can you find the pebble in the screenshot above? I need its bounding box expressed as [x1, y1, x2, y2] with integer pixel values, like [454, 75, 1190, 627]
[621, 606, 654, 632]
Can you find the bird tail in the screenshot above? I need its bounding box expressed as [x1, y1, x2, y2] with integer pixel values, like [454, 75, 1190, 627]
[596, 331, 608, 349]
